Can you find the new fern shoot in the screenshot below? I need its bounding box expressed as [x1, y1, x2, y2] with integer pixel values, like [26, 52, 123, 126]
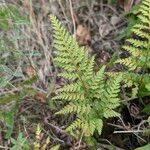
[50, 15, 122, 137]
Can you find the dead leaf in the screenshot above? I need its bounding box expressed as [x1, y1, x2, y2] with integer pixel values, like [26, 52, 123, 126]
[76, 24, 91, 46]
[26, 66, 36, 78]
[34, 92, 47, 103]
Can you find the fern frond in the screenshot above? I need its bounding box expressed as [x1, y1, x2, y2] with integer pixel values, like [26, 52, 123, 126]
[103, 109, 120, 118]
[132, 28, 149, 39]
[66, 118, 83, 132]
[82, 55, 95, 79]
[58, 72, 78, 80]
[91, 66, 105, 89]
[138, 15, 149, 24]
[133, 24, 149, 30]
[56, 103, 91, 115]
[57, 83, 81, 93]
[107, 70, 150, 99]
[142, 0, 149, 6]
[122, 45, 140, 57]
[103, 75, 122, 104]
[50, 14, 121, 137]
[115, 0, 150, 71]
[94, 119, 103, 135]
[66, 118, 103, 136]
[126, 39, 148, 48]
[50, 15, 92, 81]
[87, 120, 96, 136]
[114, 0, 150, 96]
[53, 92, 85, 101]
[90, 66, 105, 98]
[116, 57, 137, 70]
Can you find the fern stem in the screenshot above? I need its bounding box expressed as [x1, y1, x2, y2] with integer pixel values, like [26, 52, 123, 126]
[68, 47, 89, 93]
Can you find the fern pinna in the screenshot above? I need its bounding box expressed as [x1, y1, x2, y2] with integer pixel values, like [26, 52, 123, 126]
[113, 0, 150, 95]
[50, 15, 122, 137]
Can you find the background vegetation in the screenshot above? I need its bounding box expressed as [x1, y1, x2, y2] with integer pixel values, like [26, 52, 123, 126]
[0, 0, 149, 149]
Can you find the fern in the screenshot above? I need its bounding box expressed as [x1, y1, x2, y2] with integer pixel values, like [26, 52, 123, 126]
[50, 15, 122, 137]
[34, 124, 60, 150]
[111, 0, 150, 97]
[115, 0, 150, 71]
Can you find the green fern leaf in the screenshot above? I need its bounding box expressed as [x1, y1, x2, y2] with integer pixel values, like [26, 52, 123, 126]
[50, 14, 121, 137]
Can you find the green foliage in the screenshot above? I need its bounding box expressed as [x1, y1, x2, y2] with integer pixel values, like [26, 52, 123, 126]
[50, 15, 122, 137]
[0, 4, 29, 88]
[0, 86, 38, 139]
[10, 133, 29, 150]
[0, 65, 24, 88]
[0, 107, 16, 139]
[142, 104, 150, 115]
[0, 4, 28, 30]
[112, 0, 150, 98]
[142, 116, 150, 137]
[34, 124, 60, 150]
[116, 0, 150, 71]
[107, 0, 116, 5]
[0, 4, 37, 137]
[9, 124, 60, 150]
[116, 3, 141, 40]
[135, 143, 150, 150]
